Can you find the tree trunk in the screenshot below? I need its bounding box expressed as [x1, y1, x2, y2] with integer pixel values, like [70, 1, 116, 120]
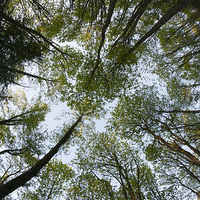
[113, 0, 153, 47]
[121, 0, 195, 60]
[0, 115, 83, 199]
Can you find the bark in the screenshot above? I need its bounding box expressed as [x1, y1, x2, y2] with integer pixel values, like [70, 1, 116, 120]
[0, 115, 83, 199]
[121, 0, 195, 60]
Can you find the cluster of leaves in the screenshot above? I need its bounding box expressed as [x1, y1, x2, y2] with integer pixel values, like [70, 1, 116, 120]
[67, 132, 174, 199]
[19, 159, 74, 200]
[1, 0, 200, 199]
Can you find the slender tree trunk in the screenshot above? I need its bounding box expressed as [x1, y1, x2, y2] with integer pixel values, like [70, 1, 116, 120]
[113, 153, 129, 200]
[113, 0, 153, 47]
[98, 0, 117, 56]
[0, 115, 83, 199]
[121, 0, 195, 60]
[86, 0, 117, 87]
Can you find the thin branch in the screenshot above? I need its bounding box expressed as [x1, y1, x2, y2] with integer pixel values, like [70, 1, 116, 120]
[91, 171, 115, 200]
[179, 83, 200, 88]
[175, 176, 197, 194]
[156, 109, 200, 114]
[85, 0, 117, 88]
[1, 13, 71, 59]
[0, 110, 33, 126]
[153, 118, 200, 157]
[0, 148, 28, 156]
[9, 68, 55, 82]
[112, 0, 153, 50]
[143, 125, 200, 167]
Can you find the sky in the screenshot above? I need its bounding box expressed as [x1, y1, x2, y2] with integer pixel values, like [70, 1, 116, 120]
[43, 98, 117, 163]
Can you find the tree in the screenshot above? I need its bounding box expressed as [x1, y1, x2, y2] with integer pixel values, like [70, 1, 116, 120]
[67, 172, 115, 200]
[0, 1, 78, 198]
[60, 0, 198, 114]
[0, 87, 51, 193]
[68, 131, 173, 200]
[19, 159, 74, 200]
[0, 114, 83, 199]
[0, 0, 71, 99]
[1, 0, 200, 199]
[108, 85, 200, 199]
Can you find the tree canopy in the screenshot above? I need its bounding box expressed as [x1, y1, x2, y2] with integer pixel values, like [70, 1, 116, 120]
[0, 0, 200, 199]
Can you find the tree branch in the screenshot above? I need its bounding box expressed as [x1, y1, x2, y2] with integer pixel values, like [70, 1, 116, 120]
[143, 126, 200, 167]
[112, 0, 153, 49]
[156, 109, 200, 114]
[1, 13, 71, 59]
[0, 148, 28, 156]
[84, 0, 117, 89]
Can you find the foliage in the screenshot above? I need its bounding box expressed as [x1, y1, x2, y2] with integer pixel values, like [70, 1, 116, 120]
[108, 85, 200, 199]
[18, 159, 74, 200]
[0, 0, 200, 199]
[68, 131, 170, 200]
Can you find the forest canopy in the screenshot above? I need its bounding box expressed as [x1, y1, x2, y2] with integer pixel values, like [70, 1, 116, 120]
[0, 0, 200, 199]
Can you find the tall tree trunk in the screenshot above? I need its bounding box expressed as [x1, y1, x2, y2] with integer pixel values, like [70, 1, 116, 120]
[0, 115, 83, 199]
[121, 0, 195, 60]
[112, 0, 153, 47]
